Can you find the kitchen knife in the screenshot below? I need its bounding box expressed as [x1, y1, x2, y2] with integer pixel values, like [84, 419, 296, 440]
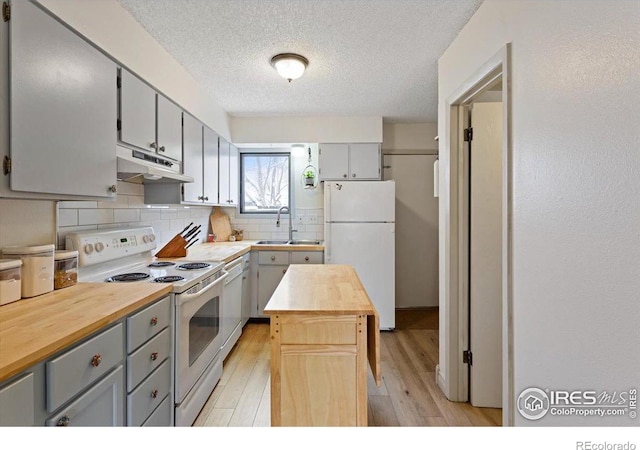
[185, 232, 201, 248]
[185, 239, 199, 249]
[183, 224, 201, 240]
[180, 222, 194, 236]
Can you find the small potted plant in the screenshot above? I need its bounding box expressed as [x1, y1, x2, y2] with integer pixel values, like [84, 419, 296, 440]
[303, 169, 315, 187]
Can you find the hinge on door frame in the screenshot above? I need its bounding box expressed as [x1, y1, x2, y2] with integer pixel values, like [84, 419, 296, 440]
[3, 2, 10, 22]
[3, 156, 11, 175]
[464, 127, 473, 142]
[463, 350, 473, 365]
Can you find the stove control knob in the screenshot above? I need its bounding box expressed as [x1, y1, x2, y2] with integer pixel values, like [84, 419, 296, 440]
[95, 242, 105, 253]
[143, 235, 149, 243]
[84, 243, 94, 255]
[149, 234, 156, 242]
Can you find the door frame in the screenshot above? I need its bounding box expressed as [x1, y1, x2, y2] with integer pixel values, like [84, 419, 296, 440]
[439, 45, 514, 425]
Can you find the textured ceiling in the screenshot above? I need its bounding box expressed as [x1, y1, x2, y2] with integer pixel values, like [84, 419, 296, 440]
[117, 0, 483, 123]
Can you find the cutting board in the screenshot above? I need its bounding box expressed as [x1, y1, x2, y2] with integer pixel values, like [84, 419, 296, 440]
[209, 207, 232, 242]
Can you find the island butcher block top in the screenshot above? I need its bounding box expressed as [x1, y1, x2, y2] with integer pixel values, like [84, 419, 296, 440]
[0, 283, 172, 383]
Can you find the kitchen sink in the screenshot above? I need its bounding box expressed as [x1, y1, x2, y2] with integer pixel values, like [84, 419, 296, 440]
[288, 240, 321, 245]
[255, 240, 290, 245]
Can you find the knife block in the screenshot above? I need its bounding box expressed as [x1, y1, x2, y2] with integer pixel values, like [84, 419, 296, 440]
[154, 234, 187, 258]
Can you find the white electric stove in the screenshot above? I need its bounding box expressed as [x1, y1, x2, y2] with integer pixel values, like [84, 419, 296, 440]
[65, 227, 227, 427]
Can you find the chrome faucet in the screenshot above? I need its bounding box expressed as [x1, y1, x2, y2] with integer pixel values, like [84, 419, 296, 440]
[276, 206, 297, 242]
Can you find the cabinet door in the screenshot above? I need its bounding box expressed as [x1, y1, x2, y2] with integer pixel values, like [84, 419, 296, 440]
[46, 366, 124, 427]
[9, 0, 117, 198]
[182, 114, 204, 203]
[257, 265, 288, 316]
[0, 373, 34, 426]
[228, 144, 239, 206]
[203, 127, 220, 204]
[119, 70, 156, 153]
[349, 143, 380, 180]
[218, 137, 231, 204]
[157, 95, 183, 162]
[319, 144, 349, 180]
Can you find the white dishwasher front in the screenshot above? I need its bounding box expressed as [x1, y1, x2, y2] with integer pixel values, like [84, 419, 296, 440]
[220, 257, 243, 362]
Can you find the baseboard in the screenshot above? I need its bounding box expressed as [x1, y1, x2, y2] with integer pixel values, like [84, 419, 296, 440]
[435, 364, 448, 397]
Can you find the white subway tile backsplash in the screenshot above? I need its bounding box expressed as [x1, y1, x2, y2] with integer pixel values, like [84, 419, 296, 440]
[59, 201, 97, 209]
[127, 196, 144, 208]
[160, 209, 178, 220]
[113, 209, 140, 223]
[78, 209, 113, 225]
[140, 210, 162, 221]
[58, 209, 78, 227]
[97, 195, 129, 209]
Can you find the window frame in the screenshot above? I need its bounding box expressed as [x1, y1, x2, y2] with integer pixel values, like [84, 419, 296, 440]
[238, 150, 294, 217]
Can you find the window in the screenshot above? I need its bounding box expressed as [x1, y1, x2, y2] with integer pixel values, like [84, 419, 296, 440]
[240, 153, 291, 214]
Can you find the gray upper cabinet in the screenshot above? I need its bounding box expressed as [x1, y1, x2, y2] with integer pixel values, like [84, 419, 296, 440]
[182, 113, 204, 203]
[119, 70, 156, 153]
[319, 143, 381, 181]
[8, 0, 117, 198]
[156, 95, 183, 162]
[119, 70, 183, 164]
[203, 127, 220, 204]
[219, 138, 238, 206]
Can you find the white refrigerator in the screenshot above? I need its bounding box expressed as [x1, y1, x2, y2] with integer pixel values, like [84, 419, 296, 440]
[324, 181, 395, 330]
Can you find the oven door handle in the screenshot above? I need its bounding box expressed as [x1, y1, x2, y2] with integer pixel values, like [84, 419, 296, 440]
[179, 271, 228, 304]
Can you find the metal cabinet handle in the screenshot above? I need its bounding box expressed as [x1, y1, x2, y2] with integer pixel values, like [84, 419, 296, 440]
[242, 276, 247, 280]
[57, 415, 71, 427]
[203, 196, 209, 201]
[159, 146, 165, 152]
[343, 174, 347, 178]
[305, 256, 310, 262]
[197, 195, 203, 200]
[108, 184, 117, 193]
[150, 316, 158, 326]
[282, 269, 287, 274]
[352, 173, 356, 177]
[90, 354, 102, 367]
[271, 256, 276, 261]
[149, 142, 157, 149]
[150, 352, 158, 361]
[151, 389, 159, 399]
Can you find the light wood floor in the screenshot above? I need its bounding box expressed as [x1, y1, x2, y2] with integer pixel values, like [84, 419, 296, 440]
[194, 309, 502, 427]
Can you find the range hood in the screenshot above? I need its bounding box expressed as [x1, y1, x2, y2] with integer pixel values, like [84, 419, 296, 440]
[116, 145, 193, 183]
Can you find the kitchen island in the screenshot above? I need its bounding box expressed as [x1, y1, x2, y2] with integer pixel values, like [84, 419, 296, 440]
[263, 264, 381, 426]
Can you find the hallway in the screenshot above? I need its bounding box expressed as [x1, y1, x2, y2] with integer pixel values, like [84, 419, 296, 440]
[194, 309, 502, 427]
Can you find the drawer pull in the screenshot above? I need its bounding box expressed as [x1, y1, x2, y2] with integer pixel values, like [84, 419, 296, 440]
[282, 269, 287, 274]
[90, 354, 102, 367]
[271, 256, 276, 261]
[305, 256, 310, 262]
[150, 317, 158, 326]
[150, 352, 158, 361]
[151, 388, 159, 399]
[56, 415, 71, 427]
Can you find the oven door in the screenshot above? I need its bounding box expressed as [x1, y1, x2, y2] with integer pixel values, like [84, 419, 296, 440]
[175, 272, 227, 403]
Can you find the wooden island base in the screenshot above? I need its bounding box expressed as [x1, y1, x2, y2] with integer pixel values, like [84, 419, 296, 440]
[264, 265, 381, 427]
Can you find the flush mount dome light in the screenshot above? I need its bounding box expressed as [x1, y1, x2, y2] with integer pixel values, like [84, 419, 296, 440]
[270, 53, 308, 82]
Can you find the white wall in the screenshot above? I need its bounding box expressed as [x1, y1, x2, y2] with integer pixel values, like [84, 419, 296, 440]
[438, 0, 640, 425]
[230, 116, 382, 144]
[382, 122, 438, 152]
[36, 0, 231, 140]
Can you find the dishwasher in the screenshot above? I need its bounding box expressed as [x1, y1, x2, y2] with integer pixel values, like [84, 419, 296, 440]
[220, 257, 243, 362]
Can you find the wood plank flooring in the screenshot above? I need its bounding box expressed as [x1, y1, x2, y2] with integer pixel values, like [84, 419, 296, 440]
[193, 309, 502, 427]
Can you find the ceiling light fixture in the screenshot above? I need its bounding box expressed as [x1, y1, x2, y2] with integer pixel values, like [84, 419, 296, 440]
[270, 53, 309, 83]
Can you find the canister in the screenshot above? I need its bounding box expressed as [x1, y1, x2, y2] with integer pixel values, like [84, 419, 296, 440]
[1, 244, 54, 298]
[0, 259, 22, 305]
[54, 250, 79, 290]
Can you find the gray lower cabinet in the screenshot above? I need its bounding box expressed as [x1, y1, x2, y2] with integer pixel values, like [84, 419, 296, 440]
[0, 373, 34, 426]
[46, 366, 124, 427]
[256, 251, 324, 317]
[0, 294, 171, 427]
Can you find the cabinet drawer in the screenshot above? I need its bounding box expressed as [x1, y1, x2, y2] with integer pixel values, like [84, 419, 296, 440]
[280, 315, 357, 345]
[127, 359, 171, 426]
[259, 251, 290, 265]
[47, 323, 124, 412]
[290, 251, 323, 264]
[142, 395, 171, 427]
[46, 365, 124, 427]
[127, 296, 170, 352]
[127, 327, 170, 391]
[0, 373, 34, 426]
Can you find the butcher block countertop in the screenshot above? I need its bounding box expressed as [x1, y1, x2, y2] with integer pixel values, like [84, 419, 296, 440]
[0, 283, 172, 383]
[177, 240, 325, 264]
[263, 264, 377, 315]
